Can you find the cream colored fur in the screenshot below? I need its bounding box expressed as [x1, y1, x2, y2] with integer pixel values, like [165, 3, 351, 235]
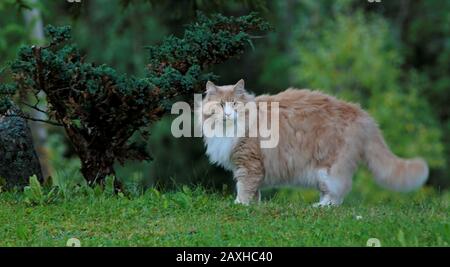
[199, 79, 429, 206]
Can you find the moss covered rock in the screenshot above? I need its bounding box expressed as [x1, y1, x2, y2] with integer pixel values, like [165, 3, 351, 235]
[0, 106, 43, 189]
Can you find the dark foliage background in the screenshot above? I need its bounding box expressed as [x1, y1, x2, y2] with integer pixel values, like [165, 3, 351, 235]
[0, 0, 448, 193]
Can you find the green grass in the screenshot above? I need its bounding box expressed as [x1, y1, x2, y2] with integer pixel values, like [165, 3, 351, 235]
[0, 177, 449, 247]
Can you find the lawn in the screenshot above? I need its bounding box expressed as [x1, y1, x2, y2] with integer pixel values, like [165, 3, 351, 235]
[0, 176, 449, 247]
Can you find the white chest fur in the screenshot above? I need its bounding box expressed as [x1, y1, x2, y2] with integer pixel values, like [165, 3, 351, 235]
[204, 136, 239, 171]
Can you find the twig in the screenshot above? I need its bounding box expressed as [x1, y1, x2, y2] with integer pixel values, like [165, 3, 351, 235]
[4, 114, 62, 126]
[20, 101, 48, 114]
[249, 35, 269, 39]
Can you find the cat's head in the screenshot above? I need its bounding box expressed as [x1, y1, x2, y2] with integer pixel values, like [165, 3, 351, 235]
[200, 79, 254, 123]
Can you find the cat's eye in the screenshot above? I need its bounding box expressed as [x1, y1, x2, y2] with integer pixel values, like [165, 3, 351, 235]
[220, 100, 225, 107]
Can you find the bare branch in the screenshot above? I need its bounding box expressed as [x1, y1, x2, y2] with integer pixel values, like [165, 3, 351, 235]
[20, 101, 48, 114]
[4, 114, 62, 126]
[249, 35, 269, 39]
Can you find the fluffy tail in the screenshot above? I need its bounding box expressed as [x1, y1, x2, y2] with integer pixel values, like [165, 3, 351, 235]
[364, 128, 429, 192]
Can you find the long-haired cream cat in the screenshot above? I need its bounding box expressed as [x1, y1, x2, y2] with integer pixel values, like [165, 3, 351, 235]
[198, 79, 429, 206]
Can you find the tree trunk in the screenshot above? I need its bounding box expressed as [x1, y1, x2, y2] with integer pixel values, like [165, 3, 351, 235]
[79, 150, 122, 191]
[22, 0, 51, 180]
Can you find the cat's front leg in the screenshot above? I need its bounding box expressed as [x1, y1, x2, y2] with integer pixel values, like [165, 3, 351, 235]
[234, 183, 262, 205]
[233, 168, 263, 205]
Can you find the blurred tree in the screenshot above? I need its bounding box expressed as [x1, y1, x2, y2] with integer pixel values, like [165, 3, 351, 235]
[0, 0, 27, 66]
[120, 0, 267, 20]
[290, 2, 445, 183]
[22, 0, 52, 180]
[362, 0, 450, 188]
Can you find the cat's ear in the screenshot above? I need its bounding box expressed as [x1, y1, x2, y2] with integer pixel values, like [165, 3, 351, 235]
[234, 79, 246, 95]
[206, 81, 217, 94]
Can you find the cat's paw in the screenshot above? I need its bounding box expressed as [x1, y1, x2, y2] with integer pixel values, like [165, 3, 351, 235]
[312, 202, 331, 208]
[234, 197, 250, 205]
[312, 194, 342, 207]
[312, 200, 340, 208]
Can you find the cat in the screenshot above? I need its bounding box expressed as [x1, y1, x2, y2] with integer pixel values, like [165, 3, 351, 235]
[197, 79, 429, 206]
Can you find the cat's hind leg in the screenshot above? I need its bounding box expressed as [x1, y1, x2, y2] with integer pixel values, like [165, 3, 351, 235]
[313, 146, 358, 207]
[312, 168, 352, 207]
